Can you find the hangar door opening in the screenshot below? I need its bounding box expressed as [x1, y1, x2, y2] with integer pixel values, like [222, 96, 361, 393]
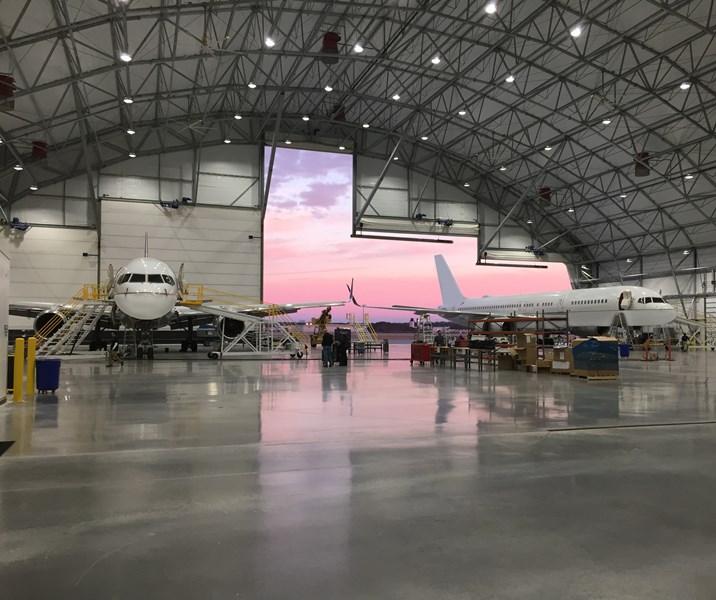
[263, 148, 570, 322]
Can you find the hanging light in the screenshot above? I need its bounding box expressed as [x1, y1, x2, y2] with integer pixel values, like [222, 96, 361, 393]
[224, 138, 231, 144]
[119, 52, 132, 63]
[324, 84, 333, 92]
[264, 37, 276, 48]
[431, 56, 441, 65]
[570, 25, 582, 38]
[128, 152, 136, 158]
[126, 128, 135, 135]
[302, 115, 310, 122]
[247, 82, 257, 89]
[234, 114, 242, 120]
[29, 184, 38, 191]
[484, 2, 497, 14]
[123, 96, 134, 104]
[13, 164, 23, 171]
[353, 43, 364, 53]
[505, 74, 515, 83]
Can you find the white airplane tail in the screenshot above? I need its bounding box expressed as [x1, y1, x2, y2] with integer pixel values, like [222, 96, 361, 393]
[435, 255, 465, 307]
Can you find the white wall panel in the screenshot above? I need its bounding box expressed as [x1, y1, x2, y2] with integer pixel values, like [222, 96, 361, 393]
[100, 200, 261, 298]
[100, 174, 159, 201]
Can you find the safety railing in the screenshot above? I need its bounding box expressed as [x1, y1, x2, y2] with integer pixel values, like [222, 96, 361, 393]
[35, 285, 108, 343]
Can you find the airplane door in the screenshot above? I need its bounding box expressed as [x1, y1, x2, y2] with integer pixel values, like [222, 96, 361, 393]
[618, 290, 633, 310]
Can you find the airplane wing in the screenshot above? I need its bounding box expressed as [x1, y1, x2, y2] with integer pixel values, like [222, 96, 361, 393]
[9, 302, 61, 319]
[173, 300, 345, 322]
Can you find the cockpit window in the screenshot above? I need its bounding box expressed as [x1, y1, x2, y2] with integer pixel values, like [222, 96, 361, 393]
[128, 273, 146, 283]
[652, 297, 665, 303]
[162, 275, 175, 286]
[118, 273, 130, 284]
[147, 274, 163, 283]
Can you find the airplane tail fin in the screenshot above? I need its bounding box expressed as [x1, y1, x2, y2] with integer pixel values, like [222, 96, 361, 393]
[346, 278, 361, 306]
[434, 255, 465, 307]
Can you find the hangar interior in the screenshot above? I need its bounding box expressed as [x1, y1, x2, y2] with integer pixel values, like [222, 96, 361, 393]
[1, 0, 716, 598]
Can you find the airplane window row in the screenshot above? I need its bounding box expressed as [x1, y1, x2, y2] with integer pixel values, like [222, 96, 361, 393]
[571, 299, 608, 305]
[117, 273, 175, 285]
[479, 301, 555, 311]
[637, 297, 666, 304]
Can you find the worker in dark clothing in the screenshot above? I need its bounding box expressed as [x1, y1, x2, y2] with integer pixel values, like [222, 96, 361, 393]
[681, 333, 689, 352]
[322, 330, 334, 367]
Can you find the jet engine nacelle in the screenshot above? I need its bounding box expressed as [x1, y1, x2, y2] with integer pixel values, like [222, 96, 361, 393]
[34, 310, 65, 338]
[220, 317, 246, 339]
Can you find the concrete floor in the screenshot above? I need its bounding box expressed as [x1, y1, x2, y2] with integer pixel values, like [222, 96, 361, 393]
[2, 346, 716, 598]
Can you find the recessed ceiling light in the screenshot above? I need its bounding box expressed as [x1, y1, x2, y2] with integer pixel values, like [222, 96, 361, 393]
[683, 249, 691, 255]
[13, 164, 23, 171]
[420, 135, 429, 141]
[526, 218, 533, 224]
[544, 145, 552, 151]
[234, 114, 242, 120]
[224, 138, 231, 144]
[570, 25, 582, 38]
[431, 56, 441, 65]
[284, 139, 292, 145]
[679, 81, 691, 91]
[463, 182, 470, 187]
[458, 110, 467, 116]
[248, 82, 257, 89]
[123, 97, 133, 104]
[499, 165, 507, 171]
[119, 52, 132, 63]
[353, 43, 364, 54]
[362, 123, 370, 128]
[264, 37, 275, 48]
[684, 173, 694, 180]
[324, 85, 333, 92]
[619, 193, 627, 198]
[338, 145, 346, 151]
[29, 185, 38, 191]
[302, 115, 310, 121]
[393, 156, 399, 161]
[626, 258, 633, 263]
[391, 93, 400, 101]
[126, 128, 135, 135]
[484, 2, 497, 14]
[567, 207, 575, 213]
[505, 74, 515, 83]
[128, 152, 136, 158]
[601, 118, 612, 125]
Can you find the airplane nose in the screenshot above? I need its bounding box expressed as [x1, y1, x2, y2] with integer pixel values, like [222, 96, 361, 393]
[115, 292, 176, 321]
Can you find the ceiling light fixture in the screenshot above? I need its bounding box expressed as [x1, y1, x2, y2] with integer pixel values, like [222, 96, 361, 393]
[626, 258, 633, 263]
[362, 123, 370, 128]
[29, 185, 38, 191]
[499, 165, 507, 171]
[234, 114, 242, 120]
[619, 193, 627, 198]
[393, 156, 399, 161]
[463, 182, 470, 187]
[302, 115, 310, 121]
[567, 207, 575, 213]
[324, 85, 333, 92]
[392, 93, 400, 101]
[505, 74, 515, 83]
[458, 110, 467, 116]
[13, 164, 23, 171]
[570, 25, 582, 38]
[353, 43, 364, 53]
[684, 173, 694, 180]
[224, 138, 231, 144]
[420, 135, 429, 141]
[126, 128, 135, 135]
[247, 82, 257, 89]
[128, 152, 136, 158]
[119, 52, 132, 63]
[339, 145, 346, 151]
[285, 139, 292, 145]
[431, 55, 441, 65]
[264, 37, 275, 48]
[683, 249, 691, 255]
[679, 81, 691, 91]
[526, 218, 534, 224]
[484, 2, 497, 14]
[123, 97, 134, 104]
[544, 145, 552, 151]
[601, 118, 612, 125]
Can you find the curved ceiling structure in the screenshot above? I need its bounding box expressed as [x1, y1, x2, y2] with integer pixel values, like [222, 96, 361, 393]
[0, 0, 714, 267]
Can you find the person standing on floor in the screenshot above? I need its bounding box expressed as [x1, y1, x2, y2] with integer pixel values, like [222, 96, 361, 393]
[322, 329, 335, 367]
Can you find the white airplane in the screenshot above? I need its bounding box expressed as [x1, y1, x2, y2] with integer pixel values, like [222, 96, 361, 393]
[11, 255, 344, 357]
[352, 255, 677, 331]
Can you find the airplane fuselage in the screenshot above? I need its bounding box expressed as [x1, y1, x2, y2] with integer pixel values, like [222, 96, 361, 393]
[112, 257, 179, 326]
[440, 285, 676, 328]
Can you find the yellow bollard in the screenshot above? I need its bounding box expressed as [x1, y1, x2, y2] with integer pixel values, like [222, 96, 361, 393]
[25, 337, 36, 398]
[13, 338, 24, 403]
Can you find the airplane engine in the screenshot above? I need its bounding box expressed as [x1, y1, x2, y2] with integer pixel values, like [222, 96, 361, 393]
[220, 317, 246, 339]
[34, 310, 65, 338]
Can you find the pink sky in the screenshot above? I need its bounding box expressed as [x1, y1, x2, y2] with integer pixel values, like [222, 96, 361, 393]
[264, 148, 572, 322]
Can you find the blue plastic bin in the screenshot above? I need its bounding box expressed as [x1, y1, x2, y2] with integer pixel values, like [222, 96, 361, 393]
[36, 357, 61, 393]
[619, 343, 630, 358]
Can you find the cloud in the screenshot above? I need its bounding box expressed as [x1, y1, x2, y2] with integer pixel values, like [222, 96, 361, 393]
[298, 181, 350, 209]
